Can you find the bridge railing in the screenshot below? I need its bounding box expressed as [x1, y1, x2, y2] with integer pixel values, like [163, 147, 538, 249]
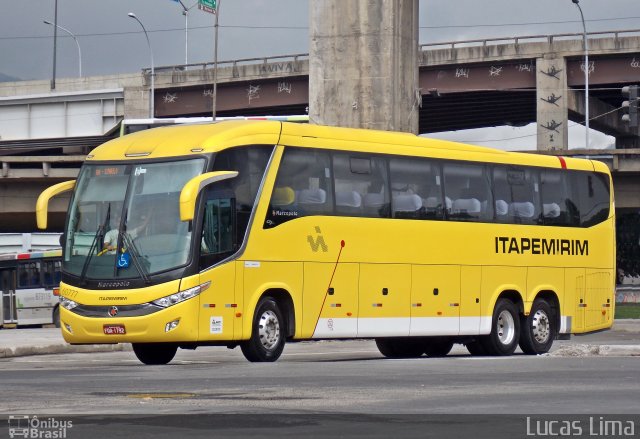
[145, 53, 309, 76]
[144, 29, 640, 76]
[419, 28, 640, 51]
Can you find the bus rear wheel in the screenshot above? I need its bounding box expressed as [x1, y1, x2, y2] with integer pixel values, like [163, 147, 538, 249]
[375, 338, 424, 358]
[132, 343, 178, 365]
[241, 297, 285, 362]
[519, 299, 555, 355]
[465, 339, 487, 356]
[481, 298, 520, 356]
[423, 338, 454, 357]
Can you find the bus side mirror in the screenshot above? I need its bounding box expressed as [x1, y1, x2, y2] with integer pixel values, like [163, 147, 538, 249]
[36, 180, 76, 229]
[179, 171, 238, 222]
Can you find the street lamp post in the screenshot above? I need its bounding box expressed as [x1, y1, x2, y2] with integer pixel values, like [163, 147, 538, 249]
[176, 1, 194, 65]
[43, 20, 82, 77]
[572, 0, 589, 148]
[128, 13, 155, 119]
[212, 0, 222, 120]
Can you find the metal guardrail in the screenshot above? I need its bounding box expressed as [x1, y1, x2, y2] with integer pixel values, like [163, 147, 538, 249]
[146, 53, 309, 76]
[419, 28, 640, 50]
[1, 155, 85, 178]
[526, 148, 640, 157]
[143, 28, 640, 76]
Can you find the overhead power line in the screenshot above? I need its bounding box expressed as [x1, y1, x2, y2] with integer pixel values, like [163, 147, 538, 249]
[2, 16, 640, 40]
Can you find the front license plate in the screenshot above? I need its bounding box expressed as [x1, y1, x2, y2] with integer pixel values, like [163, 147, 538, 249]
[103, 324, 126, 335]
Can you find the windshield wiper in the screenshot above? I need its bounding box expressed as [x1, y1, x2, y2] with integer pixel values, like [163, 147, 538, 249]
[121, 232, 151, 285]
[79, 204, 110, 285]
[78, 224, 104, 286]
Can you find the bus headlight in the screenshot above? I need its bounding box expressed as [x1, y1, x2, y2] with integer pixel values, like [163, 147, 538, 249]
[60, 296, 79, 310]
[151, 281, 210, 308]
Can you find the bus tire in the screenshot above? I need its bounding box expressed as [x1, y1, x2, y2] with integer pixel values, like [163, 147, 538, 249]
[132, 343, 178, 365]
[481, 298, 520, 356]
[241, 297, 285, 362]
[424, 338, 454, 357]
[375, 338, 424, 358]
[52, 306, 60, 328]
[519, 298, 555, 355]
[465, 339, 487, 356]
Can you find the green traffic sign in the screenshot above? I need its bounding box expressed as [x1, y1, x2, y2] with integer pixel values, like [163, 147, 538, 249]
[198, 0, 217, 14]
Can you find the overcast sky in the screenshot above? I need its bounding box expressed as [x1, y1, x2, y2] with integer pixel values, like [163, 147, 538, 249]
[1, 0, 638, 148]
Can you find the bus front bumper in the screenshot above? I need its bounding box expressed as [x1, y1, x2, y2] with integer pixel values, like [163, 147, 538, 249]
[59, 298, 199, 344]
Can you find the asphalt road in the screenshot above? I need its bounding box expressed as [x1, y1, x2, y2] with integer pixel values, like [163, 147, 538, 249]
[1, 332, 639, 418]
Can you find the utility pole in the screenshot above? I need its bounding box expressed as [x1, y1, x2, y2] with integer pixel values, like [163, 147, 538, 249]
[51, 0, 58, 90]
[212, 0, 221, 120]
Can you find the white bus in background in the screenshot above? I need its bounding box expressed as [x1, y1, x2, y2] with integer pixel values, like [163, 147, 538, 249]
[0, 250, 62, 328]
[119, 115, 309, 136]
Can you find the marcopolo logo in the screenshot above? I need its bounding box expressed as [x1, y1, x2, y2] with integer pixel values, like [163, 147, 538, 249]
[8, 415, 72, 439]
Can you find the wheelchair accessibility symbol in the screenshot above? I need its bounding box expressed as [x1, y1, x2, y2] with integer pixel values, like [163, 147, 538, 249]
[117, 252, 130, 268]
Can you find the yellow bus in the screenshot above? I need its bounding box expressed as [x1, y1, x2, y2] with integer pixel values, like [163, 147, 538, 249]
[36, 121, 615, 364]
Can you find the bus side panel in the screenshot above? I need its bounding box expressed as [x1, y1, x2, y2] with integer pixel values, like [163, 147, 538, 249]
[480, 266, 526, 334]
[525, 267, 564, 312]
[565, 268, 585, 333]
[585, 269, 613, 331]
[305, 262, 359, 339]
[357, 264, 410, 337]
[198, 263, 236, 342]
[241, 261, 303, 341]
[459, 265, 482, 335]
[410, 265, 460, 336]
[16, 288, 58, 325]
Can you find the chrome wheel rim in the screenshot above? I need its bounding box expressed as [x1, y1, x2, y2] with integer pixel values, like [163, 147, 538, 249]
[497, 310, 516, 345]
[531, 309, 551, 344]
[258, 310, 280, 351]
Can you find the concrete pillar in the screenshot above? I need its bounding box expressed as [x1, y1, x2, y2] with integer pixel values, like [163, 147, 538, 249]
[309, 0, 419, 134]
[536, 57, 568, 150]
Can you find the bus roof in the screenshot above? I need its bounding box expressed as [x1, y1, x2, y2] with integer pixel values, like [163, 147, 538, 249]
[89, 120, 600, 173]
[0, 249, 61, 262]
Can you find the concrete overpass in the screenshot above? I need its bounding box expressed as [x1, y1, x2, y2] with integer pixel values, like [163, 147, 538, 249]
[0, 30, 639, 232]
[2, 29, 639, 148]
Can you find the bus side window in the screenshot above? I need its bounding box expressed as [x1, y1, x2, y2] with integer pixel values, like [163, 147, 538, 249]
[570, 171, 610, 227]
[492, 166, 541, 225]
[389, 157, 441, 220]
[333, 153, 390, 218]
[43, 261, 54, 287]
[18, 262, 41, 288]
[264, 148, 333, 228]
[540, 169, 574, 226]
[444, 162, 492, 222]
[199, 190, 236, 269]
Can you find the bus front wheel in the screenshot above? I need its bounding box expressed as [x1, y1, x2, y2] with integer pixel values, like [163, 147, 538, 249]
[52, 306, 60, 328]
[519, 299, 555, 355]
[241, 297, 285, 362]
[132, 343, 178, 365]
[481, 298, 520, 356]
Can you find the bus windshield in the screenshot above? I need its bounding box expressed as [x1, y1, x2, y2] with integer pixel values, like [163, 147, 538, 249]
[64, 158, 206, 280]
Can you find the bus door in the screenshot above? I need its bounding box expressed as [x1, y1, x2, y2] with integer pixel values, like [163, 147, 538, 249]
[410, 265, 461, 336]
[1, 267, 17, 325]
[15, 262, 57, 326]
[198, 195, 238, 341]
